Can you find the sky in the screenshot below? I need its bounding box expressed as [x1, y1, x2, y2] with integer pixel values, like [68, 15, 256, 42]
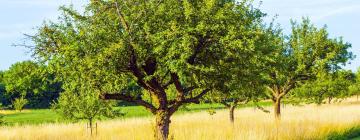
[0, 0, 359, 71]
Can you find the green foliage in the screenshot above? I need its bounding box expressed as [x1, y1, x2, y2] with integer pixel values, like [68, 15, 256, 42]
[29, 0, 271, 122]
[0, 71, 8, 107]
[53, 78, 123, 127]
[206, 21, 283, 113]
[17, 1, 355, 138]
[12, 96, 28, 112]
[294, 70, 355, 105]
[265, 17, 353, 102]
[1, 61, 62, 108]
[349, 68, 360, 98]
[53, 91, 122, 123]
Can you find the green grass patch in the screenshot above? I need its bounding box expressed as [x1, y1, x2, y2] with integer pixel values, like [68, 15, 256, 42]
[3, 109, 61, 125]
[327, 126, 360, 140]
[0, 101, 271, 126]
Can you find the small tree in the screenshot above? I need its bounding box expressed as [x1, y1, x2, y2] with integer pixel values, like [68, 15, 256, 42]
[294, 70, 355, 105]
[209, 76, 269, 123]
[209, 21, 280, 123]
[264, 18, 353, 120]
[12, 96, 28, 112]
[53, 80, 122, 135]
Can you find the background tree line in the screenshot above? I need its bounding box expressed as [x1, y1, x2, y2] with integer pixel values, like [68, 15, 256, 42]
[0, 61, 62, 109]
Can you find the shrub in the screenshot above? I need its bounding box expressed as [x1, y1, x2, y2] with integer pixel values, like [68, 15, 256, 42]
[12, 97, 28, 112]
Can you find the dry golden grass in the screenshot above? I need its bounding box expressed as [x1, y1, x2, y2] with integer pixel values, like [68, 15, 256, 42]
[0, 110, 30, 115]
[1, 100, 360, 140]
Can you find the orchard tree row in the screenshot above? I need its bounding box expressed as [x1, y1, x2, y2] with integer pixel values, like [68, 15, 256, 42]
[1, 0, 358, 140]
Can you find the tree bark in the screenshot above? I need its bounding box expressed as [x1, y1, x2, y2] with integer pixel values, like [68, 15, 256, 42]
[88, 118, 93, 135]
[274, 98, 281, 120]
[328, 97, 332, 104]
[155, 110, 171, 140]
[229, 105, 236, 123]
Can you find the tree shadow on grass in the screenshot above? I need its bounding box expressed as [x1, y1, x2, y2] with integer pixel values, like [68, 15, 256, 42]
[327, 126, 360, 140]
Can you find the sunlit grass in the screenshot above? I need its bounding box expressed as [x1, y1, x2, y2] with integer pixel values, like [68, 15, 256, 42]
[0, 102, 269, 125]
[1, 99, 360, 140]
[0, 110, 30, 115]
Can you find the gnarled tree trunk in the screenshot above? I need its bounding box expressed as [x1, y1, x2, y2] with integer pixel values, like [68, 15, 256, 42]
[155, 110, 171, 140]
[101, 54, 210, 140]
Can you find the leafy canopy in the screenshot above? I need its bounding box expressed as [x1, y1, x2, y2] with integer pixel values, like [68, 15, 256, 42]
[294, 70, 355, 104]
[266, 18, 353, 99]
[29, 0, 269, 113]
[2, 61, 62, 108]
[53, 79, 122, 123]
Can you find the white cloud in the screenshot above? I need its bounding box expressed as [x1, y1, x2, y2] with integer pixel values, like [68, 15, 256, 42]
[259, 0, 360, 22]
[312, 5, 360, 21]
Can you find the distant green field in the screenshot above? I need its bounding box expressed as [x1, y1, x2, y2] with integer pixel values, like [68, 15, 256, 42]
[1, 101, 272, 126]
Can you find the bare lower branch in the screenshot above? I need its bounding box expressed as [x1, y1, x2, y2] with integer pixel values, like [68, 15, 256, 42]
[114, 2, 130, 32]
[181, 89, 210, 104]
[254, 102, 270, 113]
[221, 100, 231, 108]
[101, 93, 156, 114]
[169, 89, 211, 115]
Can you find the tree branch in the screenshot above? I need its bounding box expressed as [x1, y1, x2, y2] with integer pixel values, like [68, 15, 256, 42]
[221, 100, 231, 108]
[162, 79, 173, 89]
[100, 93, 156, 114]
[169, 89, 211, 115]
[160, 70, 171, 88]
[171, 73, 184, 94]
[255, 103, 270, 113]
[128, 49, 151, 91]
[187, 36, 209, 65]
[114, 2, 130, 33]
[280, 83, 295, 98]
[184, 86, 197, 94]
[180, 89, 210, 104]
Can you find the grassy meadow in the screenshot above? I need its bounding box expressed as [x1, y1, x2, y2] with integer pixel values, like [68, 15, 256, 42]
[0, 102, 271, 125]
[1, 99, 360, 140]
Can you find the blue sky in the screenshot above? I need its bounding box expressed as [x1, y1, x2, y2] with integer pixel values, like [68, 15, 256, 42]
[0, 0, 359, 71]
